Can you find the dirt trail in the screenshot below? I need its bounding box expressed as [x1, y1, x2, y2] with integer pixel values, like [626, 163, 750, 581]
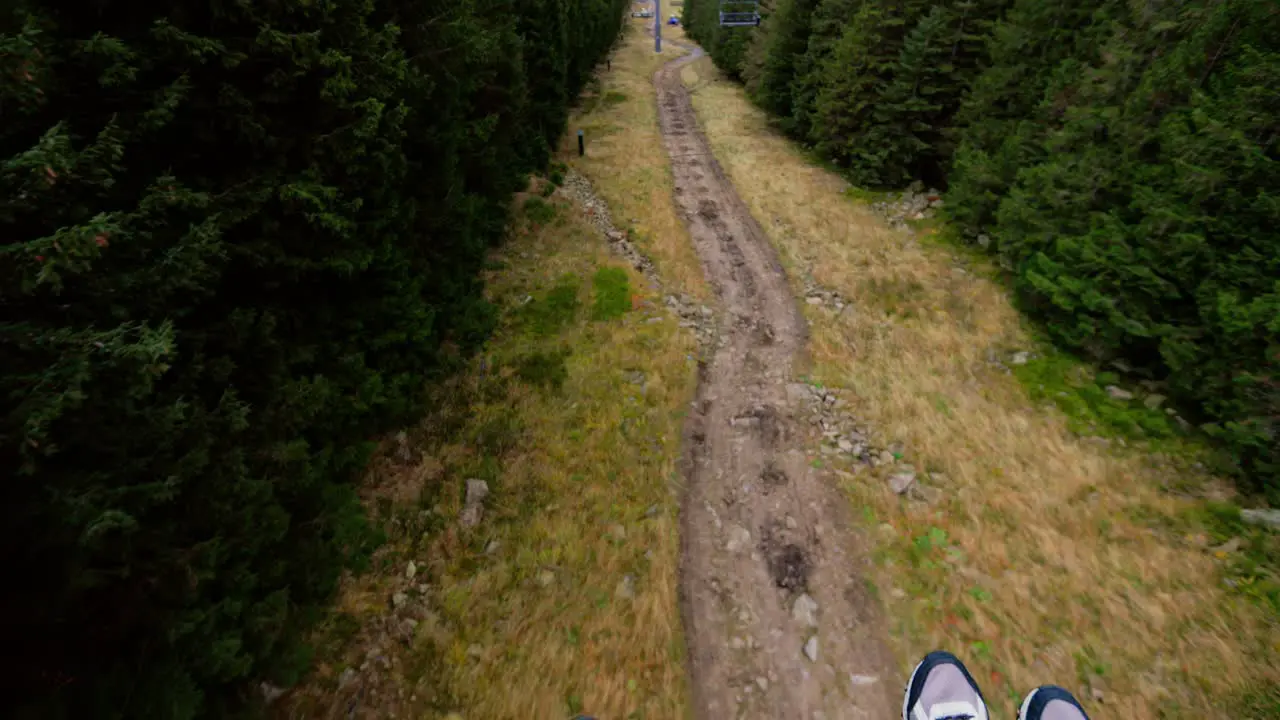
[656, 40, 898, 720]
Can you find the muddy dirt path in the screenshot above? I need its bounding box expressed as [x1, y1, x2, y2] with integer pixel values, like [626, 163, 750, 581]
[655, 41, 898, 720]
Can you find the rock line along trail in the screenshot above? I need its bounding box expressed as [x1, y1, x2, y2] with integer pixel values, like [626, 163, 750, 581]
[654, 38, 898, 720]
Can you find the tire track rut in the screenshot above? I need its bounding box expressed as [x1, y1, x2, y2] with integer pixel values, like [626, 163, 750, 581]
[656, 41, 898, 720]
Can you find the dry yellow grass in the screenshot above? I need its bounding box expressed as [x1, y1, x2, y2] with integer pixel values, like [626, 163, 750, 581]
[683, 57, 1280, 718]
[284, 193, 697, 720]
[282, 26, 698, 719]
[567, 21, 708, 300]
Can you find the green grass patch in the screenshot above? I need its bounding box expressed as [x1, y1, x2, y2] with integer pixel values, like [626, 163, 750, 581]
[1180, 502, 1280, 616]
[591, 266, 631, 321]
[518, 275, 580, 336]
[1012, 351, 1180, 441]
[840, 185, 890, 204]
[514, 348, 571, 391]
[603, 90, 628, 106]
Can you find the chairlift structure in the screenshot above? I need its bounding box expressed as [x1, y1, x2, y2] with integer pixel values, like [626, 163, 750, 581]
[718, 0, 760, 27]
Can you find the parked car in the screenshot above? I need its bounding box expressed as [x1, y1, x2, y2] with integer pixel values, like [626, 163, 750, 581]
[668, 14, 679, 24]
[632, 8, 653, 17]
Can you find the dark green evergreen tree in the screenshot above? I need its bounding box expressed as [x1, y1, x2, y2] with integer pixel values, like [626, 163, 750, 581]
[0, 0, 627, 715]
[991, 0, 1280, 495]
[946, 0, 1125, 233]
[751, 0, 820, 129]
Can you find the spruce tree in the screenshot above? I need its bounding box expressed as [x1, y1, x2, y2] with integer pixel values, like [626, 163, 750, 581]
[1, 0, 629, 715]
[751, 0, 821, 127]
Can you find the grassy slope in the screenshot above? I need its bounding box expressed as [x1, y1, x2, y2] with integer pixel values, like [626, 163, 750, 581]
[680, 55, 1279, 718]
[282, 23, 701, 719]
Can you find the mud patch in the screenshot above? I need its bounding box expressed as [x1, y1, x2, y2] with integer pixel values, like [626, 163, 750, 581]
[765, 540, 811, 593]
[760, 463, 788, 490]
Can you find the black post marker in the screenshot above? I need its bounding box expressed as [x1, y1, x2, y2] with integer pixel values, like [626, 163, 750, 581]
[578, 130, 585, 156]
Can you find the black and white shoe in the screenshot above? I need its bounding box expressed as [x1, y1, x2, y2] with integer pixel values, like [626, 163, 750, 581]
[1017, 686, 1090, 720]
[902, 651, 990, 720]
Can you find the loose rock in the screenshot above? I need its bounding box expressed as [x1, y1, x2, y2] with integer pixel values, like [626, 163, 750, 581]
[406, 560, 417, 580]
[726, 524, 751, 553]
[1105, 386, 1134, 401]
[616, 574, 637, 600]
[803, 635, 819, 662]
[1241, 508, 1280, 530]
[888, 469, 916, 495]
[260, 683, 286, 704]
[792, 593, 819, 627]
[460, 478, 489, 528]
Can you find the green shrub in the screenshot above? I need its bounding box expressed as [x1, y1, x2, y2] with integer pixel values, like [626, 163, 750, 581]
[524, 196, 560, 225]
[515, 348, 573, 390]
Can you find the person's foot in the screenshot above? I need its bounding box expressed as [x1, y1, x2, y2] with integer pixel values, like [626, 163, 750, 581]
[1018, 686, 1090, 720]
[902, 651, 989, 720]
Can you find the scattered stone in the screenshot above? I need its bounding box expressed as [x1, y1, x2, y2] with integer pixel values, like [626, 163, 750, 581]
[785, 515, 798, 530]
[888, 469, 916, 495]
[1241, 508, 1280, 530]
[837, 437, 853, 452]
[1143, 393, 1167, 410]
[730, 637, 745, 649]
[910, 484, 942, 504]
[849, 674, 879, 686]
[616, 574, 637, 600]
[1105, 386, 1134, 401]
[392, 591, 408, 609]
[792, 593, 819, 627]
[537, 570, 556, 587]
[406, 560, 417, 580]
[485, 539, 501, 554]
[803, 635, 819, 662]
[338, 667, 358, 690]
[609, 523, 627, 541]
[756, 677, 769, 692]
[260, 683, 286, 704]
[726, 524, 752, 553]
[1010, 351, 1030, 366]
[1212, 537, 1243, 554]
[806, 296, 824, 305]
[977, 234, 991, 249]
[787, 383, 812, 403]
[459, 478, 489, 528]
[645, 504, 662, 518]
[395, 431, 412, 463]
[890, 588, 907, 600]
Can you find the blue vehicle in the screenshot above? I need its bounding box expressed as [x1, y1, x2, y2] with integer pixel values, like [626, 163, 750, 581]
[668, 14, 679, 24]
